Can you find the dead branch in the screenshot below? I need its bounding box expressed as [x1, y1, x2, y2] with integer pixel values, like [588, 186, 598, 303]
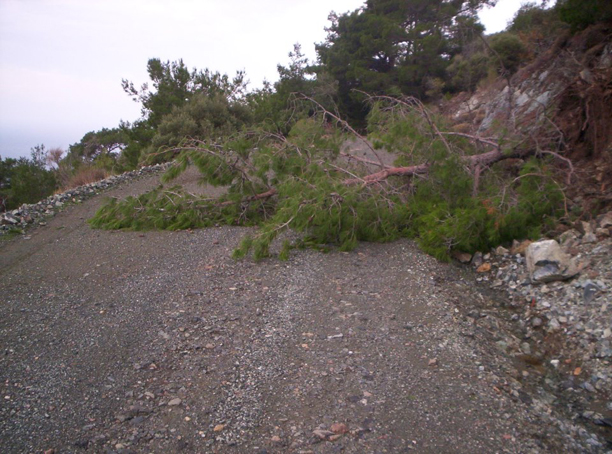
[344, 163, 430, 185]
[538, 149, 575, 184]
[217, 188, 277, 207]
[344, 147, 531, 186]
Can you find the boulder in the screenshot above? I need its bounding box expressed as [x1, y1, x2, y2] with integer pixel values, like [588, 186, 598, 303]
[598, 211, 612, 229]
[471, 251, 484, 268]
[525, 240, 580, 283]
[452, 251, 472, 264]
[1, 214, 19, 225]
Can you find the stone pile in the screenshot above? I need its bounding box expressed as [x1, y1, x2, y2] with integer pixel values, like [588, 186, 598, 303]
[467, 211, 612, 428]
[0, 163, 169, 234]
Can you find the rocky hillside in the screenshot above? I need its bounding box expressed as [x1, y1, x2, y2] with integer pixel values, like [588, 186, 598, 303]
[452, 212, 612, 449]
[444, 21, 612, 214]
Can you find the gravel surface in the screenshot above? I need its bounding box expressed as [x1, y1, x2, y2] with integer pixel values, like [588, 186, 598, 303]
[0, 170, 608, 453]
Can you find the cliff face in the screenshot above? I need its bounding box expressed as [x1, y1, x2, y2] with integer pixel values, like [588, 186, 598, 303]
[444, 22, 612, 213]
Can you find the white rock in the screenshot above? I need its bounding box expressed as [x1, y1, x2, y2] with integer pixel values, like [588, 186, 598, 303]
[525, 240, 579, 283]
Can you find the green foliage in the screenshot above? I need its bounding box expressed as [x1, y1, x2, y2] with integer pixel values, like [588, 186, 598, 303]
[89, 185, 271, 232]
[118, 59, 250, 165]
[89, 94, 564, 263]
[0, 146, 57, 211]
[488, 32, 528, 76]
[117, 120, 155, 170]
[403, 156, 565, 260]
[316, 0, 488, 122]
[446, 52, 489, 92]
[507, 3, 566, 59]
[556, 0, 612, 31]
[0, 156, 17, 211]
[510, 2, 561, 34]
[140, 93, 253, 165]
[69, 128, 126, 164]
[246, 44, 338, 136]
[122, 59, 247, 129]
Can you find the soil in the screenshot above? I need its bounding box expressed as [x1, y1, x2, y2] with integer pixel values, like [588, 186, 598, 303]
[0, 170, 602, 453]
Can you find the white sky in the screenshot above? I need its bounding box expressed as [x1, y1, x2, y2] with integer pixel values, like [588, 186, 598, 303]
[0, 0, 526, 159]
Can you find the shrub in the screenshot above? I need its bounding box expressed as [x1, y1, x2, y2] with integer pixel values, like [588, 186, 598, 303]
[557, 0, 612, 31]
[61, 165, 109, 191]
[0, 151, 57, 211]
[139, 93, 252, 165]
[488, 32, 528, 76]
[446, 52, 489, 92]
[509, 3, 566, 58]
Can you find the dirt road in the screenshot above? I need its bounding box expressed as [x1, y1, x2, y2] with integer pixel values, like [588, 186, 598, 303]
[0, 171, 593, 453]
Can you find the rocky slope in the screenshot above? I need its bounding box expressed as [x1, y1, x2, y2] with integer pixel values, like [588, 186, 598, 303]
[453, 213, 612, 449]
[445, 22, 612, 213]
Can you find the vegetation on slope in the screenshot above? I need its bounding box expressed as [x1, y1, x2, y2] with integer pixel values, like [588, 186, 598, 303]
[7, 0, 612, 259]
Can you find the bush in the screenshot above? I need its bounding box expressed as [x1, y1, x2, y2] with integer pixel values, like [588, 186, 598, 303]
[61, 165, 109, 191]
[139, 93, 252, 165]
[509, 3, 566, 58]
[557, 0, 612, 31]
[446, 52, 489, 93]
[0, 157, 57, 211]
[488, 32, 528, 76]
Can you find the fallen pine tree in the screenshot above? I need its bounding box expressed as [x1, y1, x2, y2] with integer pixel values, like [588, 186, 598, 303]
[89, 95, 569, 261]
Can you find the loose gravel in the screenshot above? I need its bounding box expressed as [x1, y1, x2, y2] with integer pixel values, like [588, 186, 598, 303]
[0, 169, 609, 453]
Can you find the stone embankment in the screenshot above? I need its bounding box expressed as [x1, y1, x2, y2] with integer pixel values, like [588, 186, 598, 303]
[0, 163, 170, 234]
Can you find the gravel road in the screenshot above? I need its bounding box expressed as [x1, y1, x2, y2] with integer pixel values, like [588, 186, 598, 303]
[0, 170, 600, 453]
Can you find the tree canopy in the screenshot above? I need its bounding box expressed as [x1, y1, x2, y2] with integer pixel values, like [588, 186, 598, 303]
[316, 0, 489, 122]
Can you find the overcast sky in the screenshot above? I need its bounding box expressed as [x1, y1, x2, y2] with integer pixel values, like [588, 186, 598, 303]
[0, 0, 527, 160]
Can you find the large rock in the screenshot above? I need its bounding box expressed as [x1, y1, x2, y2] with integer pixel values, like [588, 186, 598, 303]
[1, 214, 19, 225]
[598, 211, 612, 229]
[525, 240, 580, 283]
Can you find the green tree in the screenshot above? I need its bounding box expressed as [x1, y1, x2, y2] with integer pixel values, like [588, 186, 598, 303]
[556, 0, 612, 31]
[141, 92, 253, 164]
[249, 44, 338, 135]
[69, 128, 127, 163]
[316, 0, 488, 123]
[122, 59, 248, 129]
[488, 32, 528, 76]
[120, 59, 249, 164]
[1, 146, 57, 210]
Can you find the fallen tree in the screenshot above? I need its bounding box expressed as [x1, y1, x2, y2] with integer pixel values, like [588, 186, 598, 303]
[90, 95, 568, 260]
